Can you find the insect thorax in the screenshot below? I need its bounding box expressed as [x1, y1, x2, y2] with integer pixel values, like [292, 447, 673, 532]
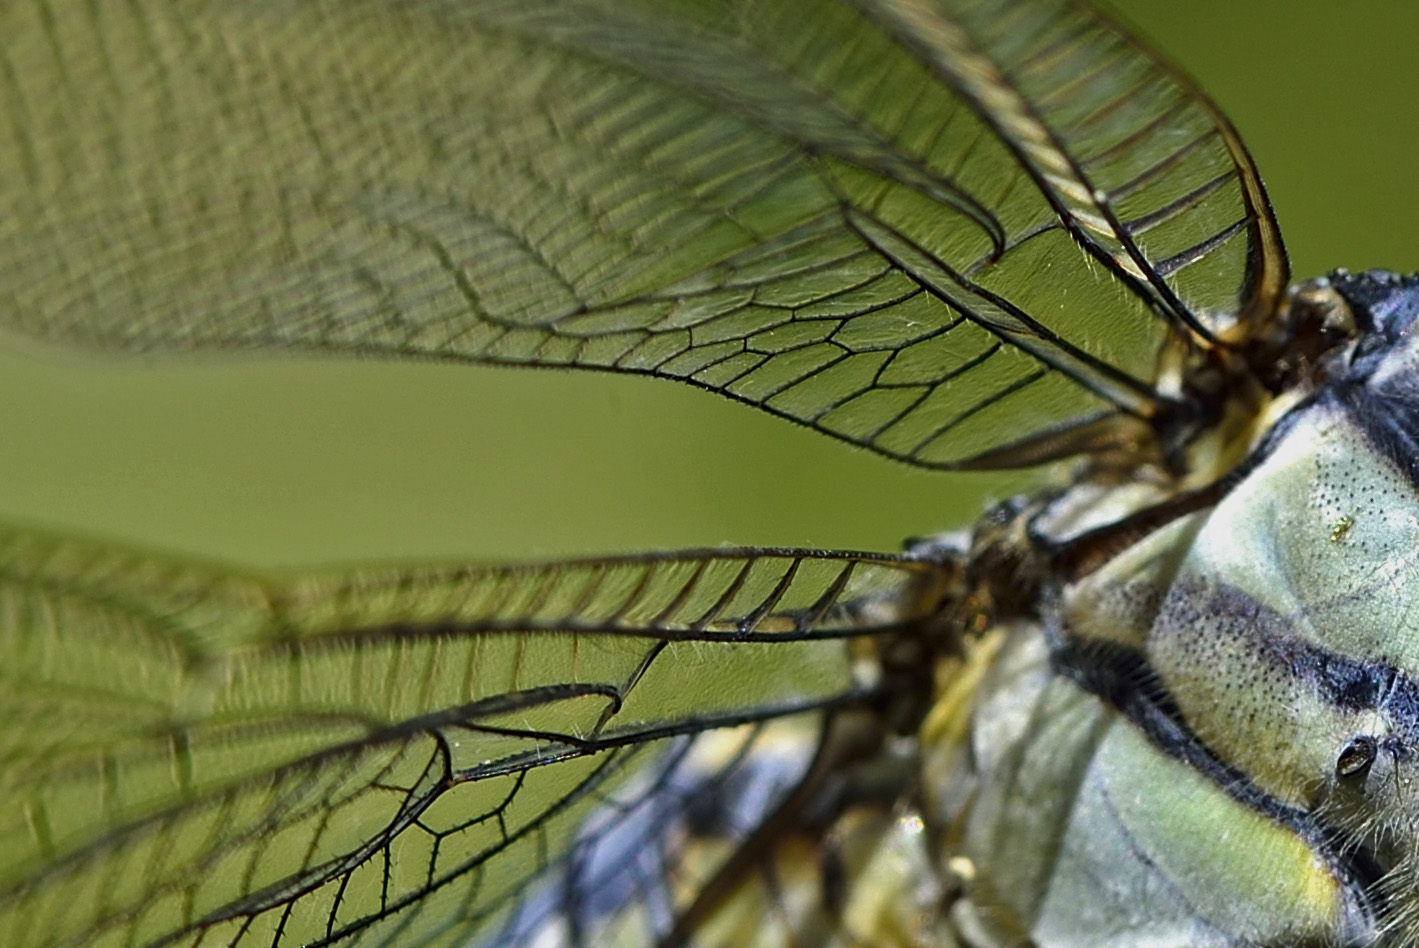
[933, 271, 1419, 947]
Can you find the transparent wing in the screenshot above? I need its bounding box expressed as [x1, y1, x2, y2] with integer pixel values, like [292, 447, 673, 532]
[0, 524, 954, 947]
[0, 0, 1285, 468]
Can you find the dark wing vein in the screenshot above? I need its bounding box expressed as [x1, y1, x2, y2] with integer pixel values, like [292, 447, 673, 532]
[859, 0, 1287, 345]
[0, 0, 1285, 468]
[0, 524, 953, 947]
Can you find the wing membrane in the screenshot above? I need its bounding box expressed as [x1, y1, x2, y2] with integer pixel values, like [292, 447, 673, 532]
[860, 0, 1288, 340]
[0, 0, 1285, 467]
[0, 525, 952, 947]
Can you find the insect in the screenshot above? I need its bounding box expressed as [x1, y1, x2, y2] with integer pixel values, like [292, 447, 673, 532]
[3, 1, 1419, 947]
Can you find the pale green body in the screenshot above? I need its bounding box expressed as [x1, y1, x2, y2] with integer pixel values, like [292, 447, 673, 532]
[0, 0, 1409, 945]
[937, 388, 1419, 946]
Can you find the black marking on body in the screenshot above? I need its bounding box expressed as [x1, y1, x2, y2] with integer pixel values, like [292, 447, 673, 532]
[1334, 372, 1419, 496]
[1047, 631, 1317, 837]
[1047, 593, 1390, 936]
[1324, 272, 1419, 489]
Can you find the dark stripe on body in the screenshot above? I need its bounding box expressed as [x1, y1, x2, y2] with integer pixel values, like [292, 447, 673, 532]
[1325, 271, 1419, 488]
[1046, 607, 1388, 931]
[1336, 376, 1419, 494]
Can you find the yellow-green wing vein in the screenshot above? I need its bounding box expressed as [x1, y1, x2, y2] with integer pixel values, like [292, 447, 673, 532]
[0, 0, 1283, 468]
[0, 524, 949, 947]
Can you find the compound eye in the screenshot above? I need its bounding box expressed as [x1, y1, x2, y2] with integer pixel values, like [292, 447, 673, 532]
[1336, 736, 1377, 779]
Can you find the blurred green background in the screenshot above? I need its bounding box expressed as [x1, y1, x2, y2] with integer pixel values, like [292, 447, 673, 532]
[0, 0, 1416, 568]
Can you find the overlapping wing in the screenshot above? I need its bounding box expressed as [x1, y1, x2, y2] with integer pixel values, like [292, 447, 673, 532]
[0, 524, 952, 947]
[0, 0, 1285, 468]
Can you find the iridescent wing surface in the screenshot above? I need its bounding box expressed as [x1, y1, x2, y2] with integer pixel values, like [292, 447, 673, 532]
[0, 524, 950, 946]
[0, 0, 1293, 946]
[0, 0, 1285, 468]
